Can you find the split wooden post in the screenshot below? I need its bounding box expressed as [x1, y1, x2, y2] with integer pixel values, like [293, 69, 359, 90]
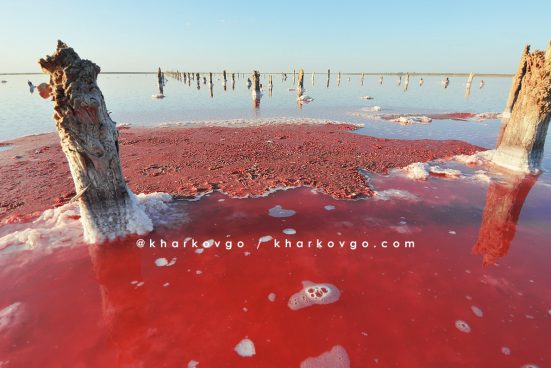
[38, 41, 152, 243]
[403, 73, 410, 92]
[493, 41, 551, 173]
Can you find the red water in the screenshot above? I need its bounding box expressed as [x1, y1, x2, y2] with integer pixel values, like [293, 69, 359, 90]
[1, 174, 550, 367]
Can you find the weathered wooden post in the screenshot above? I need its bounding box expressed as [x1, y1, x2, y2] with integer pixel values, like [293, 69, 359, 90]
[419, 77, 424, 87]
[311, 72, 315, 86]
[403, 73, 410, 92]
[232, 73, 235, 90]
[493, 42, 551, 173]
[183, 72, 187, 83]
[268, 74, 273, 95]
[379, 75, 383, 85]
[337, 72, 341, 86]
[209, 72, 213, 98]
[297, 68, 304, 97]
[327, 69, 330, 88]
[361, 73, 365, 86]
[465, 72, 475, 97]
[196, 72, 200, 90]
[397, 75, 401, 86]
[252, 70, 262, 107]
[157, 67, 164, 95]
[223, 70, 227, 90]
[38, 41, 153, 243]
[293, 69, 296, 84]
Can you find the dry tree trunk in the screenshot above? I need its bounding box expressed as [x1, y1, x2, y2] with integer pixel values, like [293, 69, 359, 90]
[493, 41, 551, 173]
[38, 41, 153, 243]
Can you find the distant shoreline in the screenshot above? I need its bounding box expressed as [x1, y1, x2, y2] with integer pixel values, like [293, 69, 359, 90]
[0, 72, 514, 77]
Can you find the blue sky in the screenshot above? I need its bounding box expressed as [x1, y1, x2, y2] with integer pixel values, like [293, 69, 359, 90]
[0, 0, 549, 73]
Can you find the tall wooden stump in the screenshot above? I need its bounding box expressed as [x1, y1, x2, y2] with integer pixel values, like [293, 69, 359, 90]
[361, 73, 365, 86]
[297, 68, 304, 97]
[465, 72, 475, 97]
[38, 41, 152, 243]
[337, 72, 341, 86]
[157, 67, 164, 95]
[327, 69, 330, 88]
[209, 72, 214, 98]
[403, 73, 410, 92]
[493, 42, 551, 173]
[252, 70, 262, 107]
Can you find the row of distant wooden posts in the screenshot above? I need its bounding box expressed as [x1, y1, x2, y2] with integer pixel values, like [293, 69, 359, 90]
[163, 69, 483, 98]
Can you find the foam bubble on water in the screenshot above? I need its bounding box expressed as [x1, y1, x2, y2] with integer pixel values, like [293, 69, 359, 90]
[455, 320, 471, 333]
[195, 270, 203, 275]
[234, 338, 256, 357]
[402, 162, 429, 180]
[202, 239, 214, 248]
[288, 281, 341, 311]
[449, 230, 456, 235]
[244, 251, 251, 256]
[268, 205, 296, 218]
[300, 345, 350, 368]
[324, 205, 336, 211]
[0, 302, 24, 333]
[268, 292, 277, 302]
[283, 228, 297, 235]
[195, 248, 204, 254]
[187, 360, 199, 368]
[154, 257, 176, 267]
[501, 346, 511, 356]
[163, 282, 170, 287]
[259, 235, 273, 243]
[429, 166, 462, 178]
[521, 364, 540, 368]
[374, 189, 419, 202]
[155, 258, 169, 267]
[471, 306, 483, 317]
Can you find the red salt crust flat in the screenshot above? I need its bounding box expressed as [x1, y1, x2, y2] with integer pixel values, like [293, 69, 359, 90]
[0, 123, 483, 223]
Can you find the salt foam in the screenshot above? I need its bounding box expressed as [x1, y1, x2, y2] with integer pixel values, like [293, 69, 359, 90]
[234, 338, 256, 357]
[300, 345, 350, 368]
[288, 281, 341, 311]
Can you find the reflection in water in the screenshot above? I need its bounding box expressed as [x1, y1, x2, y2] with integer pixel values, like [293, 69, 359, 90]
[473, 173, 537, 265]
[89, 242, 152, 367]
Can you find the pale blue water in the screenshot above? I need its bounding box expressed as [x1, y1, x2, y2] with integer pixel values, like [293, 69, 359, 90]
[1, 73, 509, 144]
[2, 72, 550, 172]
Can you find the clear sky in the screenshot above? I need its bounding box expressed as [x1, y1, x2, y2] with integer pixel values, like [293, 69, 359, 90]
[0, 0, 549, 74]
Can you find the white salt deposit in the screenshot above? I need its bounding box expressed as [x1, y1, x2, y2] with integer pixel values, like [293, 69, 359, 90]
[187, 360, 199, 368]
[283, 228, 296, 235]
[155, 257, 177, 267]
[155, 258, 169, 267]
[268, 205, 296, 218]
[258, 235, 273, 243]
[234, 338, 256, 357]
[453, 150, 495, 166]
[324, 205, 336, 211]
[471, 170, 492, 183]
[158, 117, 364, 130]
[501, 346, 511, 355]
[391, 116, 432, 125]
[429, 166, 462, 178]
[374, 189, 418, 202]
[202, 239, 214, 248]
[402, 162, 429, 180]
[288, 281, 341, 311]
[195, 248, 204, 254]
[455, 320, 471, 333]
[0, 302, 24, 333]
[300, 345, 350, 368]
[268, 292, 277, 302]
[0, 192, 181, 251]
[471, 306, 483, 317]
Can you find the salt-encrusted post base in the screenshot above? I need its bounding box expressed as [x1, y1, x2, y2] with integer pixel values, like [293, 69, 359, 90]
[39, 41, 152, 243]
[493, 41, 551, 173]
